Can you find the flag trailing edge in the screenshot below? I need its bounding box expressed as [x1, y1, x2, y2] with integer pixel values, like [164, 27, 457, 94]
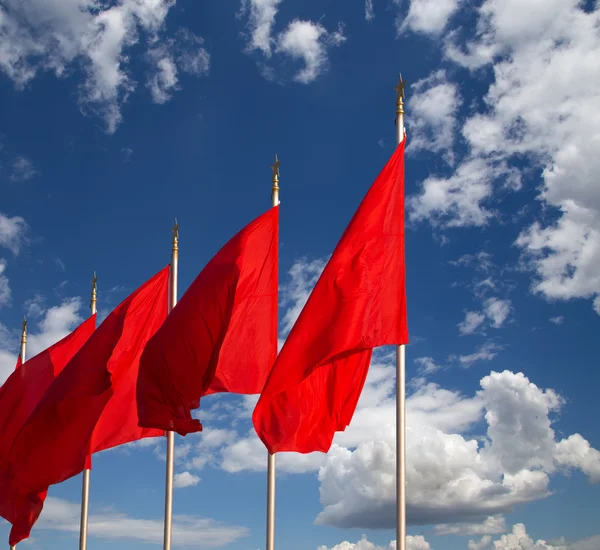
[252, 139, 408, 456]
[137, 205, 279, 437]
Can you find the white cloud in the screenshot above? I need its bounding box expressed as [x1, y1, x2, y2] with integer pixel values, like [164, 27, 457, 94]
[317, 534, 431, 550]
[146, 29, 210, 104]
[0, 258, 10, 307]
[436, 515, 506, 536]
[9, 155, 39, 182]
[397, 0, 461, 35]
[457, 342, 503, 367]
[458, 311, 486, 335]
[414, 356, 441, 375]
[314, 369, 599, 529]
[555, 434, 600, 484]
[240, 0, 283, 56]
[491, 523, 564, 550]
[239, 3, 346, 84]
[173, 471, 201, 489]
[435, 0, 600, 313]
[0, 1, 207, 133]
[276, 20, 346, 84]
[407, 71, 461, 164]
[35, 496, 249, 547]
[483, 298, 511, 328]
[0, 212, 28, 254]
[549, 316, 564, 325]
[468, 536, 492, 550]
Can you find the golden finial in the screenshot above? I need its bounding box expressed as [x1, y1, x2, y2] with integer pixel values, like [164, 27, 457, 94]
[172, 218, 179, 252]
[395, 73, 406, 116]
[271, 154, 280, 202]
[90, 271, 98, 313]
[21, 316, 27, 344]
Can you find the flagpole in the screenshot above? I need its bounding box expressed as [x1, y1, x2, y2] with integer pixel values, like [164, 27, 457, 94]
[79, 272, 97, 550]
[394, 74, 407, 550]
[9, 319, 27, 550]
[266, 154, 280, 550]
[163, 220, 179, 550]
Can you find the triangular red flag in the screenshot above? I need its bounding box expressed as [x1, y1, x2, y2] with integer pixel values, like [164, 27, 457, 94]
[253, 141, 409, 454]
[6, 267, 168, 545]
[137, 206, 278, 436]
[0, 315, 96, 545]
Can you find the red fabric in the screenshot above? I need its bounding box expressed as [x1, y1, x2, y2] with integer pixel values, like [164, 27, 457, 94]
[253, 141, 409, 455]
[15, 356, 21, 370]
[0, 316, 95, 545]
[137, 206, 279, 436]
[7, 267, 168, 545]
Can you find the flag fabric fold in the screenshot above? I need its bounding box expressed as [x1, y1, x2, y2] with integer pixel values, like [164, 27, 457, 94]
[137, 206, 279, 436]
[6, 267, 168, 545]
[253, 140, 409, 455]
[0, 315, 96, 545]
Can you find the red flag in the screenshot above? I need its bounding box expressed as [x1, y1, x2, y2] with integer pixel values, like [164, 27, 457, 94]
[137, 206, 279, 436]
[0, 316, 96, 544]
[253, 141, 408, 455]
[6, 267, 168, 545]
[14, 356, 21, 370]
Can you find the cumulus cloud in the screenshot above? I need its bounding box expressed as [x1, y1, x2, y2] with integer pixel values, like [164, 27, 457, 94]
[35, 496, 248, 546]
[239, 1, 346, 83]
[318, 534, 431, 550]
[0, 1, 209, 132]
[458, 311, 486, 335]
[314, 369, 598, 529]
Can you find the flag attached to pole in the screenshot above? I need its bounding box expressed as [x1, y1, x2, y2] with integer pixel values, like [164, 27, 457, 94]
[5, 267, 169, 545]
[0, 315, 96, 545]
[137, 206, 279, 436]
[253, 141, 408, 455]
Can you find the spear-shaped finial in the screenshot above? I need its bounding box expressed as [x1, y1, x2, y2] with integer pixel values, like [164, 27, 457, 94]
[395, 73, 406, 114]
[172, 218, 179, 252]
[271, 154, 280, 204]
[21, 316, 27, 344]
[90, 271, 98, 314]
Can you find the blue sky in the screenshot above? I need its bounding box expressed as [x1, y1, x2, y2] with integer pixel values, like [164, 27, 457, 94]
[0, 1, 599, 549]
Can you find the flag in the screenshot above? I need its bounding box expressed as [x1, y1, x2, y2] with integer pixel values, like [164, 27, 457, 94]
[14, 356, 21, 370]
[6, 267, 168, 545]
[0, 315, 96, 545]
[137, 206, 279, 436]
[253, 141, 408, 455]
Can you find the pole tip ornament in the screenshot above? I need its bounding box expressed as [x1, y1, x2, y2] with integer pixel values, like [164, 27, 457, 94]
[395, 73, 406, 102]
[90, 272, 98, 312]
[271, 154, 280, 202]
[22, 316, 27, 333]
[21, 316, 27, 344]
[172, 218, 179, 252]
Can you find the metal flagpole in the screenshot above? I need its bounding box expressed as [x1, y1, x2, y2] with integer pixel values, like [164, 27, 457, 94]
[163, 220, 179, 550]
[79, 272, 97, 550]
[9, 318, 27, 550]
[266, 154, 280, 550]
[394, 74, 407, 550]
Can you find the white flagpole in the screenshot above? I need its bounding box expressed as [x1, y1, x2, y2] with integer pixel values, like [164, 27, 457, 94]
[266, 154, 280, 550]
[79, 272, 97, 550]
[163, 220, 179, 550]
[9, 318, 27, 550]
[394, 74, 407, 550]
